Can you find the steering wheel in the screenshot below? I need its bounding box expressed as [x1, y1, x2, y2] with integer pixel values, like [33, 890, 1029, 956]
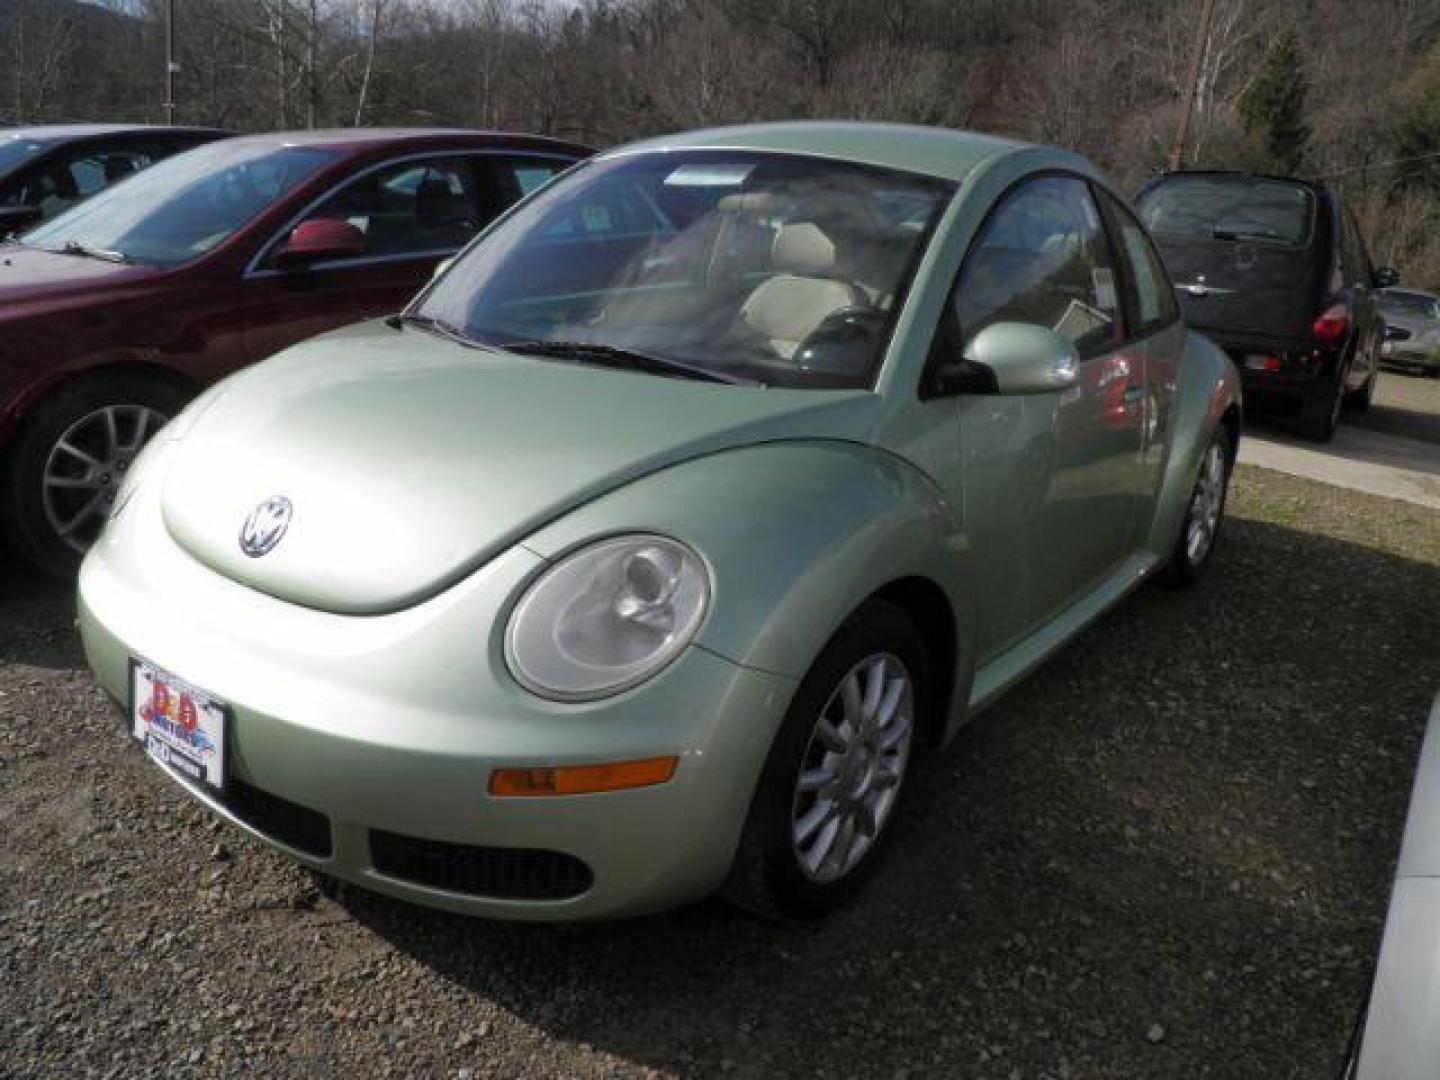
[789, 303, 888, 377]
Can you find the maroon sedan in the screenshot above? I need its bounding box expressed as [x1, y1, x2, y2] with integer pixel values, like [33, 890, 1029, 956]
[0, 128, 589, 574]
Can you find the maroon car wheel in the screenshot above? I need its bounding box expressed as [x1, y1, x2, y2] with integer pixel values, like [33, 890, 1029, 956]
[2, 372, 191, 578]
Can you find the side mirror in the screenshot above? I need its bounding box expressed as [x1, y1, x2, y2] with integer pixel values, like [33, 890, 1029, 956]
[0, 205, 44, 239]
[935, 322, 1081, 396]
[274, 218, 366, 269]
[1374, 266, 1400, 289]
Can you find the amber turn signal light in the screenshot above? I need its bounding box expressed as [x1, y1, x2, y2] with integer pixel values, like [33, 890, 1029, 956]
[488, 756, 678, 797]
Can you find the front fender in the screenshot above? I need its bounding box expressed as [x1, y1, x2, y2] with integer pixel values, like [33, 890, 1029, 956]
[522, 440, 976, 729]
[1146, 330, 1241, 557]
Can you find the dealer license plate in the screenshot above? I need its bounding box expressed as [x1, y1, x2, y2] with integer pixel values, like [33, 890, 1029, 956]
[130, 660, 227, 792]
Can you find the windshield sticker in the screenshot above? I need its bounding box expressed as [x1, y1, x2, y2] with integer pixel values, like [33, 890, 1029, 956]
[663, 164, 755, 188]
[1092, 267, 1117, 312]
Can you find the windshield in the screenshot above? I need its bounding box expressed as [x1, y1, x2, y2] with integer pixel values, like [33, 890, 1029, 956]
[0, 138, 49, 176]
[1138, 175, 1315, 247]
[1379, 291, 1439, 319]
[414, 150, 954, 389]
[23, 141, 337, 267]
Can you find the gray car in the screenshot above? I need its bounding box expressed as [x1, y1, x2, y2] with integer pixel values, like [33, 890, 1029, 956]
[1377, 288, 1440, 377]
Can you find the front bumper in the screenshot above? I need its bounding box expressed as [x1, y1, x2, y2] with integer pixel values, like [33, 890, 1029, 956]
[1380, 341, 1440, 372]
[78, 482, 794, 921]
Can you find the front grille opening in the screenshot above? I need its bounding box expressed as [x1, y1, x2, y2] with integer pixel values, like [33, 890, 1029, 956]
[369, 830, 593, 901]
[222, 778, 333, 859]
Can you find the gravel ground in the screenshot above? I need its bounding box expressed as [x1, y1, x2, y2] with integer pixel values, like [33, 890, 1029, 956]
[3, 465, 1438, 1080]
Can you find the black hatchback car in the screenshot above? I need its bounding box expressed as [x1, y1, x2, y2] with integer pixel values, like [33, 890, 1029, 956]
[1135, 170, 1396, 440]
[0, 124, 230, 237]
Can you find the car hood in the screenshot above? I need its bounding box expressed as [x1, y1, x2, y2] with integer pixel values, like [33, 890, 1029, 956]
[0, 243, 163, 307]
[161, 320, 882, 614]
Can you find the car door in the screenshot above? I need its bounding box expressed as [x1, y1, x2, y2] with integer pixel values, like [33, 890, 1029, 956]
[943, 174, 1146, 659]
[1095, 188, 1186, 545]
[240, 152, 569, 363]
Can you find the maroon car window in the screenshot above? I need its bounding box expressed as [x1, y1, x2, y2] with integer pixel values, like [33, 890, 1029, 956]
[955, 175, 1123, 360]
[24, 142, 337, 268]
[489, 157, 567, 203]
[266, 156, 485, 268]
[67, 150, 154, 196]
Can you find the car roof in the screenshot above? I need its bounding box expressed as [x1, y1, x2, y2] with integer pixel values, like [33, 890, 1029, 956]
[600, 121, 1047, 185]
[2, 124, 228, 145]
[213, 128, 591, 157]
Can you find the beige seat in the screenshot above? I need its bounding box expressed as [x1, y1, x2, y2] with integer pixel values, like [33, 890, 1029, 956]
[740, 223, 860, 359]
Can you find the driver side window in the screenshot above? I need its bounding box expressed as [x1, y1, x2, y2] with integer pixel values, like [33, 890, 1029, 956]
[954, 175, 1122, 359]
[265, 156, 485, 269]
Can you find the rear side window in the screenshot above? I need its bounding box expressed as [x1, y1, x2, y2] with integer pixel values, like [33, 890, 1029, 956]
[488, 157, 570, 206]
[1099, 191, 1179, 336]
[1138, 175, 1315, 247]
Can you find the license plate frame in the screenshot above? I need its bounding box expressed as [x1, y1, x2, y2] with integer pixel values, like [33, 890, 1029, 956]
[129, 659, 230, 794]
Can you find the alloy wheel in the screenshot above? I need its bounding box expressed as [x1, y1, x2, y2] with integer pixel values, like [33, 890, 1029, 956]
[41, 404, 168, 553]
[1184, 439, 1227, 565]
[791, 652, 914, 884]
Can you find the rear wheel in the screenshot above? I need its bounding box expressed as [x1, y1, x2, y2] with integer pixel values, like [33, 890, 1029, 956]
[2, 372, 190, 578]
[1299, 367, 1345, 441]
[724, 601, 928, 920]
[1158, 426, 1232, 588]
[1344, 367, 1376, 413]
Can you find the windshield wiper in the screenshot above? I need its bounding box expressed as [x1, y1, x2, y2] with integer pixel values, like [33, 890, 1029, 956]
[53, 239, 130, 264]
[385, 312, 491, 350]
[1211, 227, 1283, 243]
[501, 340, 758, 386]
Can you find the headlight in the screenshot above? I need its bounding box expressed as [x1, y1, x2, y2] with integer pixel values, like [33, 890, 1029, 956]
[506, 535, 710, 701]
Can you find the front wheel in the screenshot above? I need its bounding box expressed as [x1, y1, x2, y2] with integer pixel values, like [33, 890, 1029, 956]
[724, 601, 928, 920]
[2, 373, 189, 578]
[1158, 426, 1232, 588]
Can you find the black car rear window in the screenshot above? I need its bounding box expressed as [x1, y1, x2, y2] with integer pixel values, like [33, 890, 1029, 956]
[1137, 175, 1315, 247]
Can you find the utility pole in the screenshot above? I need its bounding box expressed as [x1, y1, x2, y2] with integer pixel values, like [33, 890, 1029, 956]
[163, 0, 178, 124]
[1168, 0, 1218, 171]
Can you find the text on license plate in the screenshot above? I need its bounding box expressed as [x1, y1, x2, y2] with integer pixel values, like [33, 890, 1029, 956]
[130, 661, 226, 791]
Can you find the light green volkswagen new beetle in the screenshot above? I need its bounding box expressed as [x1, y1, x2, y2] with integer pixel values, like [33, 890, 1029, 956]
[79, 123, 1240, 920]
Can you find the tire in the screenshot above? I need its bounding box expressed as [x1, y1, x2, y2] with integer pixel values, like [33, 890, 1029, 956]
[723, 600, 930, 920]
[2, 372, 191, 578]
[1343, 367, 1376, 413]
[1298, 368, 1345, 442]
[1157, 425, 1232, 588]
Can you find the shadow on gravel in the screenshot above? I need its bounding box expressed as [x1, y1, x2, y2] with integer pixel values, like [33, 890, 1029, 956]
[0, 558, 81, 670]
[325, 511, 1440, 1080]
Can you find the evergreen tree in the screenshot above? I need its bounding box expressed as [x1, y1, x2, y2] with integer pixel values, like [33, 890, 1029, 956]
[1237, 29, 1312, 175]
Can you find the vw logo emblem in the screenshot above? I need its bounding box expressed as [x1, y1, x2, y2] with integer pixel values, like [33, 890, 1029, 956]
[239, 496, 292, 558]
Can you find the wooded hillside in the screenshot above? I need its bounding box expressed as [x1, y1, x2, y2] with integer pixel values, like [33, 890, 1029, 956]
[6, 0, 1440, 282]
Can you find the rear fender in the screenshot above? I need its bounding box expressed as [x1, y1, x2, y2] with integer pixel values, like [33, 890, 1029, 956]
[1146, 330, 1241, 557]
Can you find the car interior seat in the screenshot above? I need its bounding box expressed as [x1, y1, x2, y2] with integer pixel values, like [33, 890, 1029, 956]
[739, 222, 862, 359]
